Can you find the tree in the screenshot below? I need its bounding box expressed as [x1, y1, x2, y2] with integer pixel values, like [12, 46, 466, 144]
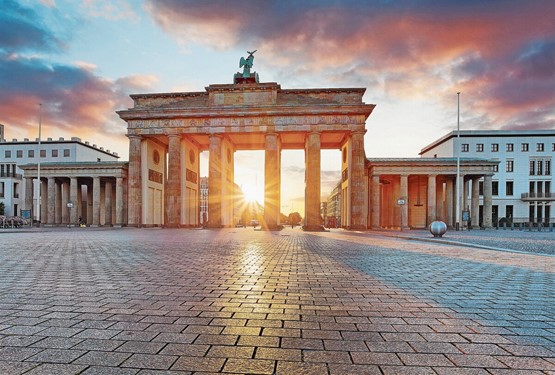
[0, 202, 4, 215]
[288, 212, 302, 226]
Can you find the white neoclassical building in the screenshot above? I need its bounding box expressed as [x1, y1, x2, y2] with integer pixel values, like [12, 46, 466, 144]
[0, 124, 120, 222]
[421, 130, 555, 225]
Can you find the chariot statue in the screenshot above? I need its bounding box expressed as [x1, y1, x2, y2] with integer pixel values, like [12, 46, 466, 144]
[234, 50, 259, 84]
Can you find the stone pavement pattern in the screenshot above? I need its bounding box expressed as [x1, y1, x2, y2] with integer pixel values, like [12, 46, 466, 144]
[0, 228, 553, 374]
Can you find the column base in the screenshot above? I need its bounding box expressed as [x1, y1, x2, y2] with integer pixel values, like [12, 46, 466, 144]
[302, 225, 327, 232]
[164, 223, 182, 228]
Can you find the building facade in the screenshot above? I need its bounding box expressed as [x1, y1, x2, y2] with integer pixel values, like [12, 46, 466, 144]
[420, 130, 555, 225]
[0, 124, 119, 218]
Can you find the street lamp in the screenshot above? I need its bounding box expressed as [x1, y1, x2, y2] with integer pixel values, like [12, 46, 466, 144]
[37, 103, 42, 227]
[455, 92, 461, 231]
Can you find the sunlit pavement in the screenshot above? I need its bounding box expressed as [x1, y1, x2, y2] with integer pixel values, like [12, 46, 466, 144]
[0, 227, 553, 374]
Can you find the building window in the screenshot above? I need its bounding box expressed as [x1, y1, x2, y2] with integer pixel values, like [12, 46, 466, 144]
[506, 181, 514, 196]
[538, 160, 543, 175]
[63, 149, 70, 157]
[530, 160, 535, 175]
[493, 164, 499, 172]
[491, 143, 499, 152]
[4, 150, 11, 158]
[552, 143, 555, 152]
[492, 181, 499, 196]
[0, 182, 4, 198]
[52, 149, 58, 157]
[40, 150, 46, 157]
[521, 143, 529, 152]
[28, 150, 34, 158]
[506, 205, 513, 220]
[461, 144, 469, 152]
[476, 144, 484, 152]
[537, 143, 544, 152]
[506, 160, 514, 172]
[16, 150, 23, 158]
[546, 160, 551, 176]
[479, 181, 484, 196]
[506, 143, 514, 152]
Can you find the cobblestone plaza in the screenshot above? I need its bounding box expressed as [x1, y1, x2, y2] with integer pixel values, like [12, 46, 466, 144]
[0, 228, 553, 374]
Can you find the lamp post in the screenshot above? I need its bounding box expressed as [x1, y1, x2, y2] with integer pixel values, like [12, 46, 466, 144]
[455, 92, 461, 231]
[37, 103, 42, 227]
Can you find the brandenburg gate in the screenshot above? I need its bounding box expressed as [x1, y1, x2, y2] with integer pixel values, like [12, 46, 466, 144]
[117, 57, 375, 229]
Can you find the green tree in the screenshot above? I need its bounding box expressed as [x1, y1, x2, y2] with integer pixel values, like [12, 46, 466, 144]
[288, 212, 302, 225]
[0, 202, 4, 215]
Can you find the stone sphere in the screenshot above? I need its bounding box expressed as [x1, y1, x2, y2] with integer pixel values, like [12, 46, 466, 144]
[429, 221, 447, 238]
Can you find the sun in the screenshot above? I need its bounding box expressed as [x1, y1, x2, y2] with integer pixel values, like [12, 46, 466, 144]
[241, 184, 264, 204]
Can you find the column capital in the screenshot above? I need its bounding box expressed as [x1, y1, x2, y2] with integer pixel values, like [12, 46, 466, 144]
[351, 130, 367, 136]
[167, 133, 181, 139]
[127, 134, 142, 140]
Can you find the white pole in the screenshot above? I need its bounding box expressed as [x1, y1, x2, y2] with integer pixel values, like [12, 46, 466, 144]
[455, 92, 461, 231]
[37, 103, 42, 226]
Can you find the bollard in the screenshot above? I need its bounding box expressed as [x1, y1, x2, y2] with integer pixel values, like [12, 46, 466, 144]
[550, 223, 554, 232]
[538, 222, 542, 232]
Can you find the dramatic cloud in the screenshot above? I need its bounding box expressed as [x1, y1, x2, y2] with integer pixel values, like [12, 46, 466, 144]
[145, 0, 555, 130]
[0, 53, 157, 143]
[0, 0, 62, 52]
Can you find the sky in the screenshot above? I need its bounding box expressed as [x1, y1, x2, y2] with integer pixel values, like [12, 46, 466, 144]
[2, 0, 555, 215]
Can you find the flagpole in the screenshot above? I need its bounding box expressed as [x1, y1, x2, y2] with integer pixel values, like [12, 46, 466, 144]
[37, 103, 42, 226]
[455, 92, 461, 231]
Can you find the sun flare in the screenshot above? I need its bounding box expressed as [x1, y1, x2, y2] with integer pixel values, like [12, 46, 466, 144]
[241, 184, 264, 204]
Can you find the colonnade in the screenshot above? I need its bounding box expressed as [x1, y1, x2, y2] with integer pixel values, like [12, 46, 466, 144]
[127, 130, 367, 230]
[370, 172, 494, 229]
[24, 176, 125, 227]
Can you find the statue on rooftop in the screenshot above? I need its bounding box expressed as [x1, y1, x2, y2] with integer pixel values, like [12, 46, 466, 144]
[240, 50, 257, 78]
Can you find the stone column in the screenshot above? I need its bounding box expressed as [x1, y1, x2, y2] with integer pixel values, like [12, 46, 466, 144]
[47, 177, 56, 226]
[166, 134, 182, 227]
[61, 179, 69, 224]
[483, 175, 493, 228]
[427, 174, 437, 225]
[350, 131, 367, 229]
[105, 180, 112, 226]
[208, 134, 222, 228]
[70, 177, 78, 226]
[371, 175, 381, 229]
[471, 177, 480, 229]
[24, 177, 33, 212]
[86, 182, 93, 225]
[77, 180, 82, 222]
[463, 177, 470, 212]
[115, 177, 124, 227]
[400, 174, 409, 230]
[445, 178, 454, 228]
[264, 133, 281, 229]
[457, 174, 466, 226]
[55, 180, 61, 224]
[92, 177, 101, 227]
[436, 178, 444, 222]
[40, 179, 47, 225]
[304, 131, 323, 231]
[127, 135, 142, 227]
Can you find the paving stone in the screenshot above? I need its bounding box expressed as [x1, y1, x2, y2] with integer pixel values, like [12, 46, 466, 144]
[116, 340, 165, 354]
[121, 353, 178, 370]
[82, 366, 140, 375]
[23, 363, 88, 374]
[170, 356, 225, 372]
[25, 348, 86, 363]
[222, 358, 275, 374]
[73, 350, 131, 366]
